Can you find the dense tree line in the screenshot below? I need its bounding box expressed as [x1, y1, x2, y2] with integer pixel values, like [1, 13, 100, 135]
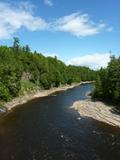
[0, 38, 96, 103]
[93, 56, 120, 104]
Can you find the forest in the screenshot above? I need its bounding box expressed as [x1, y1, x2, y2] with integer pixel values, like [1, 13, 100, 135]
[93, 55, 120, 105]
[0, 38, 96, 104]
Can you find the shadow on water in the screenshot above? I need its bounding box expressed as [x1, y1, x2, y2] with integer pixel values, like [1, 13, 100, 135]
[0, 84, 120, 160]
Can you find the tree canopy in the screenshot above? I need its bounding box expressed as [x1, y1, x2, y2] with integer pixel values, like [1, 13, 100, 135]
[93, 55, 120, 105]
[0, 38, 96, 102]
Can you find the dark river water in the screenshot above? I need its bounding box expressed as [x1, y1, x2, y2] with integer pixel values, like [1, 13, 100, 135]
[0, 84, 120, 160]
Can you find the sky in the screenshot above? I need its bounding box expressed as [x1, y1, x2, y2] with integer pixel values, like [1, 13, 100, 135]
[0, 0, 120, 69]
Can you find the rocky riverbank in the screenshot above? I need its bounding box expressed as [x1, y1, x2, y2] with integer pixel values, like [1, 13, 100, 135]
[71, 100, 120, 128]
[0, 82, 92, 114]
[3, 85, 76, 112]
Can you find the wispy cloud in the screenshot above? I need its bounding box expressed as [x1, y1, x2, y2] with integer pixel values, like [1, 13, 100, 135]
[44, 0, 53, 6]
[50, 12, 107, 37]
[67, 53, 111, 69]
[107, 27, 113, 32]
[0, 2, 48, 39]
[0, 2, 112, 39]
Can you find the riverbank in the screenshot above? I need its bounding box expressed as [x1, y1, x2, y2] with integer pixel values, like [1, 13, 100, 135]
[71, 99, 120, 128]
[4, 84, 78, 111]
[0, 81, 92, 114]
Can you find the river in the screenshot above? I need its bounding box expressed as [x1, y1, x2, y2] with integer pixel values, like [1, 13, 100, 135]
[0, 84, 120, 160]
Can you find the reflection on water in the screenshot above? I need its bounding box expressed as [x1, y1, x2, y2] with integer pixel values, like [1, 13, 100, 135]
[0, 84, 120, 160]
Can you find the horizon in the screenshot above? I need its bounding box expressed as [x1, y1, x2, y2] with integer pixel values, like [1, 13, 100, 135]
[0, 0, 120, 69]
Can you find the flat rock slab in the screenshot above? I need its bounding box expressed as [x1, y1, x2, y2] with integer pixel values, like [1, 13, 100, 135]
[71, 100, 120, 127]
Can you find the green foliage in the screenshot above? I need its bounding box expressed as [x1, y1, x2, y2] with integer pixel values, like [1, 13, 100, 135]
[0, 82, 10, 101]
[0, 38, 96, 103]
[93, 56, 120, 104]
[93, 75, 103, 98]
[66, 65, 96, 84]
[19, 80, 37, 95]
[13, 37, 20, 52]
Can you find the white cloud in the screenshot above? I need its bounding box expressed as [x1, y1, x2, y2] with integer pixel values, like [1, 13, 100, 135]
[19, 1, 35, 13]
[0, 2, 112, 39]
[44, 0, 53, 6]
[107, 27, 113, 32]
[67, 53, 111, 69]
[50, 12, 107, 37]
[0, 2, 48, 39]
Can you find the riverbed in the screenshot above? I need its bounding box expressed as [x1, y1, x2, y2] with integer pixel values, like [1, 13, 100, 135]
[0, 84, 120, 160]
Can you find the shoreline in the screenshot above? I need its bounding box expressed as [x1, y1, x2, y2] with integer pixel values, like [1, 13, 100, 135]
[71, 99, 120, 128]
[1, 81, 92, 114]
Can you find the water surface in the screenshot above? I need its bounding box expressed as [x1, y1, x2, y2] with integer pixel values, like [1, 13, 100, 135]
[0, 84, 120, 160]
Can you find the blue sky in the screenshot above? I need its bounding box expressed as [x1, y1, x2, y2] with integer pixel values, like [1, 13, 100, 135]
[0, 0, 120, 69]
